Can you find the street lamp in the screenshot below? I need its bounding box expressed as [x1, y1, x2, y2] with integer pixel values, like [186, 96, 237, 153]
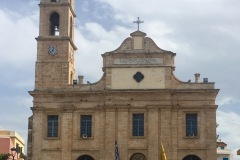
[10, 147, 17, 160]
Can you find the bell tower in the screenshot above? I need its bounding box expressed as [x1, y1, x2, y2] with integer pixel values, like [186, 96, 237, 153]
[35, 0, 77, 89]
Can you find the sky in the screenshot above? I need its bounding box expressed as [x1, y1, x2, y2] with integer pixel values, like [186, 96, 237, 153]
[0, 0, 240, 159]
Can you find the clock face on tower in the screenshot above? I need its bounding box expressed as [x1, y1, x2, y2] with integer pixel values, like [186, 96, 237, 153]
[48, 46, 57, 56]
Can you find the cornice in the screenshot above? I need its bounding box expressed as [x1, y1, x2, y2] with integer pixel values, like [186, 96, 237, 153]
[36, 36, 77, 50]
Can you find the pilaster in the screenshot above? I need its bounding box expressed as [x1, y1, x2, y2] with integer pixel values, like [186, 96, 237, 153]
[148, 108, 159, 160]
[61, 109, 73, 160]
[104, 109, 116, 159]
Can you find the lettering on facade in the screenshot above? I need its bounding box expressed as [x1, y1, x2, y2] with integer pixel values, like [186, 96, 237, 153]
[114, 58, 163, 65]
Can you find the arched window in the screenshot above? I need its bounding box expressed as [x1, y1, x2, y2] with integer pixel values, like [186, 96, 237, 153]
[50, 12, 60, 36]
[130, 153, 147, 160]
[182, 155, 201, 160]
[77, 155, 94, 160]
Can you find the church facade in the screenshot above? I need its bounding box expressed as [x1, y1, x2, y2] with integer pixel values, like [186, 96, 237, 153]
[27, 0, 219, 160]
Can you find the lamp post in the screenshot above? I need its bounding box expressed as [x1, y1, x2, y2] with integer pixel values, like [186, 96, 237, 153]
[10, 147, 17, 160]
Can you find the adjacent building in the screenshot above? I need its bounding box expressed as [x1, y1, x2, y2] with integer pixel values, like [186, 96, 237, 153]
[217, 142, 234, 160]
[27, 0, 219, 160]
[0, 130, 25, 157]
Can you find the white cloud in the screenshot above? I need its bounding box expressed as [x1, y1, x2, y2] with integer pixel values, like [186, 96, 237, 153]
[1, 0, 240, 158]
[217, 110, 240, 160]
[75, 2, 240, 160]
[218, 97, 234, 106]
[0, 6, 38, 154]
[74, 22, 132, 82]
[0, 9, 38, 66]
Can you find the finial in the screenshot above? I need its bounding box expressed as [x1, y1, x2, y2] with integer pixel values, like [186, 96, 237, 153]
[133, 17, 144, 31]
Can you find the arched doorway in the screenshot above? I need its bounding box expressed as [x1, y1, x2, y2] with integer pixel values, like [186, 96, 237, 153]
[130, 153, 147, 160]
[182, 155, 201, 160]
[77, 155, 94, 160]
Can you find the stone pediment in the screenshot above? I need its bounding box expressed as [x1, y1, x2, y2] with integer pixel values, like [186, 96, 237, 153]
[108, 31, 169, 54]
[81, 31, 216, 91]
[101, 31, 175, 69]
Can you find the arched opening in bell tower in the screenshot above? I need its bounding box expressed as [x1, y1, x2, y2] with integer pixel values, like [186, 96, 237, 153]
[50, 12, 60, 36]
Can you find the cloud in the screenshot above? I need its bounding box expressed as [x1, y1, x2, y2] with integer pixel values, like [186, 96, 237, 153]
[0, 7, 38, 153]
[0, 9, 38, 91]
[0, 9, 38, 66]
[217, 110, 240, 160]
[75, 2, 240, 159]
[1, 0, 240, 158]
[74, 22, 132, 82]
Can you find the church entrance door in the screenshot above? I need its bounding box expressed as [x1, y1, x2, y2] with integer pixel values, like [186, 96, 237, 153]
[130, 153, 147, 160]
[182, 155, 201, 160]
[77, 155, 94, 160]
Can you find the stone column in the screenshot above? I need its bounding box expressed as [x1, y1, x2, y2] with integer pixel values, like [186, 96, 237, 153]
[99, 110, 106, 160]
[160, 109, 172, 160]
[104, 109, 116, 160]
[206, 108, 217, 160]
[61, 108, 73, 160]
[32, 108, 43, 160]
[117, 109, 129, 160]
[171, 108, 178, 160]
[148, 108, 159, 160]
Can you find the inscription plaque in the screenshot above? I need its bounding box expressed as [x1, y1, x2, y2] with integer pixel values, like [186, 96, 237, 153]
[114, 58, 163, 65]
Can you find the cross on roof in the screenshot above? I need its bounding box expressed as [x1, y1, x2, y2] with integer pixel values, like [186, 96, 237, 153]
[133, 17, 144, 31]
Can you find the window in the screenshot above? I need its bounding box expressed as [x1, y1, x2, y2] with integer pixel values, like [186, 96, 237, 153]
[47, 115, 58, 137]
[133, 72, 144, 83]
[223, 158, 229, 160]
[50, 12, 60, 36]
[80, 115, 92, 138]
[51, 0, 60, 2]
[186, 114, 198, 137]
[16, 143, 20, 153]
[132, 113, 144, 136]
